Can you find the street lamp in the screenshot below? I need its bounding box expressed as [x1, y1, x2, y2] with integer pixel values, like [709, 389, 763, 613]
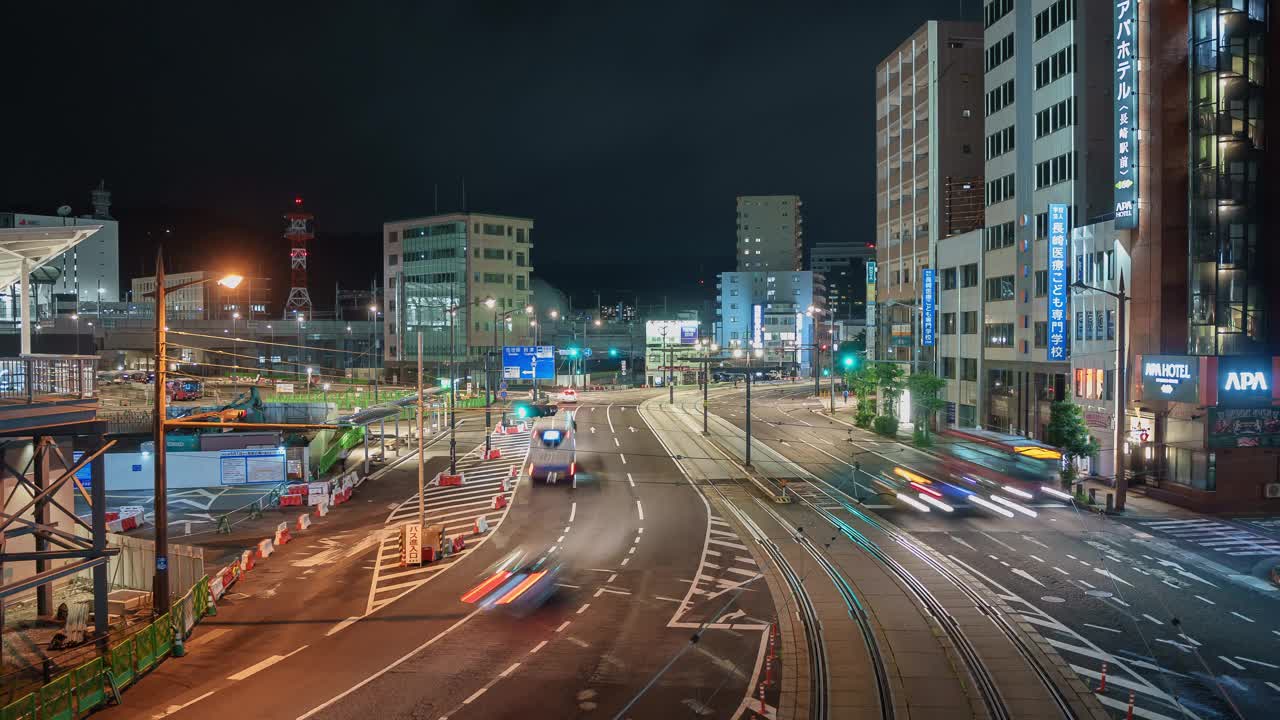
[145, 251, 241, 613]
[71, 313, 81, 354]
[231, 311, 241, 385]
[1072, 273, 1129, 512]
[483, 297, 498, 457]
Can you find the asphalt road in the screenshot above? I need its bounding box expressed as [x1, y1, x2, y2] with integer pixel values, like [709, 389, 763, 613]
[705, 382, 1280, 720]
[103, 390, 776, 719]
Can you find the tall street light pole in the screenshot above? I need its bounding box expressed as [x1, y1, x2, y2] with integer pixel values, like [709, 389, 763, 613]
[148, 250, 241, 613]
[1072, 272, 1130, 512]
[484, 297, 497, 456]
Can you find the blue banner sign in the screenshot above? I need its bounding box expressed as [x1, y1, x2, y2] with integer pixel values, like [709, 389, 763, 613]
[1047, 203, 1069, 361]
[921, 268, 935, 347]
[502, 346, 555, 380]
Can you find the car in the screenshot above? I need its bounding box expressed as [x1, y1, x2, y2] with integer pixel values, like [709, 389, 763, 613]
[460, 548, 562, 614]
[557, 387, 579, 403]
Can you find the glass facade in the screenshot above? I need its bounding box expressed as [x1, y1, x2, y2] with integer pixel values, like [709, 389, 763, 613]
[1188, 0, 1269, 355]
[399, 221, 468, 361]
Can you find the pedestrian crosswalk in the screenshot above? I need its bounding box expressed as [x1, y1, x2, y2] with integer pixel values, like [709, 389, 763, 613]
[1139, 518, 1280, 558]
[668, 512, 767, 630]
[364, 429, 531, 615]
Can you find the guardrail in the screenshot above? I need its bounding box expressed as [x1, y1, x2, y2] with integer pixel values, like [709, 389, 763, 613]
[0, 355, 97, 403]
[0, 577, 213, 719]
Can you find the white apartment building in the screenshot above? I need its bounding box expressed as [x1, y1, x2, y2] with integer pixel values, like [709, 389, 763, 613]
[935, 229, 984, 428]
[736, 195, 802, 272]
[980, 0, 1112, 438]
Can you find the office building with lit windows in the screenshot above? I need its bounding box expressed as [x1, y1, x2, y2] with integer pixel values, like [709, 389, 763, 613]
[382, 213, 535, 373]
[735, 195, 802, 272]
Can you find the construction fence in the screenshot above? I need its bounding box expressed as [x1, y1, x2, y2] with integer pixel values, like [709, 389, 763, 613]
[0, 576, 214, 720]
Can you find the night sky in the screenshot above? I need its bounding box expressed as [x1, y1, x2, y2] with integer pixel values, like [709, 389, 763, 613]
[4, 1, 975, 310]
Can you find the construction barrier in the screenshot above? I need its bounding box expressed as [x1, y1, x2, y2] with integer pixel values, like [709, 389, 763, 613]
[493, 494, 507, 510]
[274, 521, 292, 546]
[485, 447, 503, 460]
[279, 493, 304, 507]
[315, 502, 329, 517]
[241, 548, 256, 571]
[257, 538, 275, 559]
[298, 513, 313, 530]
[436, 471, 465, 487]
[474, 516, 490, 535]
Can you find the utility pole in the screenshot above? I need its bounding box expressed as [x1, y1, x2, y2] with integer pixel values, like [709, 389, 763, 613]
[449, 298, 457, 475]
[1114, 274, 1129, 512]
[152, 251, 170, 613]
[417, 332, 425, 527]
[829, 312, 837, 414]
[745, 364, 753, 468]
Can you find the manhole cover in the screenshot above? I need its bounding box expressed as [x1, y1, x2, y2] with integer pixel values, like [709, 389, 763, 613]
[1086, 590, 1114, 598]
[1040, 595, 1065, 603]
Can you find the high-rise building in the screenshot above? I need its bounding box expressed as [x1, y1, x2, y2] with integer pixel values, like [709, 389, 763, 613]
[809, 242, 875, 321]
[875, 20, 984, 363]
[978, 0, 1113, 438]
[715, 270, 821, 372]
[735, 195, 802, 272]
[382, 213, 534, 372]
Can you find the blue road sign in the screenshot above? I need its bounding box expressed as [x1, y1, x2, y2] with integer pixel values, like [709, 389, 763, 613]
[503, 346, 555, 380]
[582, 348, 593, 358]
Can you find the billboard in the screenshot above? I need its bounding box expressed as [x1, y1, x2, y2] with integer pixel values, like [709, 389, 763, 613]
[1217, 356, 1273, 407]
[1208, 407, 1280, 449]
[1046, 203, 1069, 361]
[921, 268, 936, 347]
[645, 320, 700, 346]
[1113, 0, 1139, 228]
[502, 345, 555, 380]
[1140, 355, 1199, 403]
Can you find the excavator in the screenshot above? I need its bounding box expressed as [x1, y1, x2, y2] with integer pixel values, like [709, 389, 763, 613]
[169, 386, 268, 428]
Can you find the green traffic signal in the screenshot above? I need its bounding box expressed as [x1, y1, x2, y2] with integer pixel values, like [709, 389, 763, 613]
[514, 403, 530, 419]
[842, 356, 855, 368]
[609, 348, 618, 357]
[822, 368, 831, 377]
[568, 347, 579, 357]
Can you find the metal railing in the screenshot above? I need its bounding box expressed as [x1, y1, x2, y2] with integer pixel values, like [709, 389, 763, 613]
[0, 354, 97, 403]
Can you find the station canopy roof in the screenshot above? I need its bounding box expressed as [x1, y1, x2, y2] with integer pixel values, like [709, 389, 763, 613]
[0, 225, 103, 288]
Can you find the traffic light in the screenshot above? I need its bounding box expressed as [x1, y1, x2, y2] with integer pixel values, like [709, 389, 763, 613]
[842, 355, 856, 369]
[608, 348, 618, 357]
[438, 378, 452, 388]
[567, 347, 579, 358]
[822, 368, 831, 377]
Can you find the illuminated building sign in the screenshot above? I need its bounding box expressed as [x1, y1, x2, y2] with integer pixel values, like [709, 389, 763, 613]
[1218, 356, 1274, 407]
[921, 268, 935, 346]
[1046, 203, 1069, 361]
[1113, 0, 1139, 228]
[752, 304, 763, 346]
[1140, 355, 1199, 403]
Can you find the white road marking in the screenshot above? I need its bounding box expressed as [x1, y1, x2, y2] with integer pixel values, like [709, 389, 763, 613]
[948, 535, 977, 551]
[499, 662, 520, 678]
[621, 557, 630, 566]
[606, 404, 615, 433]
[614, 437, 620, 447]
[1230, 611, 1254, 622]
[325, 617, 361, 637]
[1028, 554, 1045, 563]
[569, 502, 577, 522]
[1141, 613, 1164, 625]
[1083, 623, 1121, 634]
[1052, 566, 1070, 576]
[1194, 594, 1215, 605]
[1010, 568, 1045, 587]
[980, 531, 1017, 552]
[557, 535, 565, 542]
[1265, 681, 1280, 694]
[1218, 656, 1246, 671]
[627, 473, 635, 487]
[1093, 568, 1134, 587]
[1110, 597, 1131, 607]
[530, 640, 548, 654]
[151, 690, 217, 718]
[228, 645, 309, 681]
[607, 573, 617, 583]
[620, 454, 627, 464]
[564, 526, 571, 533]
[1235, 656, 1279, 669]
[654, 596, 684, 603]
[1156, 638, 1195, 653]
[577, 603, 590, 614]
[462, 687, 488, 704]
[636, 500, 644, 520]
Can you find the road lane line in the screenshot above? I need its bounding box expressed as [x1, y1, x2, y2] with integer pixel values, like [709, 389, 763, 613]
[564, 526, 570, 533]
[577, 603, 590, 614]
[1141, 613, 1164, 625]
[499, 662, 520, 678]
[627, 472, 635, 487]
[607, 573, 617, 582]
[607, 404, 615, 433]
[296, 611, 481, 719]
[1218, 656, 1246, 671]
[638, 527, 643, 534]
[633, 535, 641, 544]
[530, 640, 548, 654]
[462, 687, 488, 704]
[1194, 594, 1215, 605]
[1230, 611, 1254, 622]
[620, 454, 627, 464]
[1028, 554, 1045, 563]
[152, 690, 217, 718]
[636, 500, 644, 521]
[228, 645, 309, 681]
[1235, 656, 1279, 669]
[1083, 623, 1120, 634]
[555, 621, 571, 632]
[569, 502, 577, 522]
[1266, 681, 1280, 694]
[594, 588, 604, 597]
[557, 535, 565, 542]
[621, 557, 630, 565]
[628, 547, 636, 554]
[614, 437, 620, 447]
[325, 617, 361, 637]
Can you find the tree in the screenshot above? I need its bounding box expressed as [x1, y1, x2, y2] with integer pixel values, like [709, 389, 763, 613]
[873, 362, 906, 419]
[906, 371, 947, 445]
[847, 365, 878, 427]
[1045, 400, 1101, 484]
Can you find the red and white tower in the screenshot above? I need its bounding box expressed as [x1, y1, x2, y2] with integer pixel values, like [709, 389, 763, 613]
[283, 196, 314, 318]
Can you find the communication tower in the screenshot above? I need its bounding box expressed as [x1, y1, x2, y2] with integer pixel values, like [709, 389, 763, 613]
[283, 196, 314, 318]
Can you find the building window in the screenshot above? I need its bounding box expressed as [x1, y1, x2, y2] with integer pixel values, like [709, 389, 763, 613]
[985, 221, 1015, 250]
[516, 275, 526, 290]
[941, 267, 958, 290]
[985, 32, 1014, 72]
[1106, 309, 1115, 340]
[961, 311, 978, 334]
[960, 263, 979, 288]
[985, 78, 1015, 117]
[1035, 97, 1076, 138]
[1034, 0, 1075, 41]
[985, 275, 1015, 301]
[985, 125, 1015, 160]
[1035, 43, 1076, 89]
[1035, 151, 1075, 189]
[961, 357, 978, 381]
[942, 357, 957, 379]
[1034, 270, 1048, 297]
[984, 322, 1014, 347]
[986, 173, 1015, 206]
[387, 254, 398, 266]
[1076, 311, 1084, 340]
[984, 0, 1013, 28]
[516, 252, 526, 267]
[942, 312, 957, 334]
[1034, 321, 1048, 347]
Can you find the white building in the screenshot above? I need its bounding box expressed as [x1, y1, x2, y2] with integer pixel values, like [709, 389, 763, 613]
[0, 212, 119, 322]
[736, 195, 803, 272]
[979, 0, 1113, 438]
[935, 229, 984, 428]
[715, 271, 821, 373]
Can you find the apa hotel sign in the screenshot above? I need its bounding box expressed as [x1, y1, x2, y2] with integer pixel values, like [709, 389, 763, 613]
[1141, 355, 1198, 403]
[1218, 356, 1273, 407]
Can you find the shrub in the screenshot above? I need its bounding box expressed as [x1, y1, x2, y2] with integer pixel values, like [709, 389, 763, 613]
[912, 428, 932, 448]
[872, 415, 898, 437]
[854, 410, 875, 429]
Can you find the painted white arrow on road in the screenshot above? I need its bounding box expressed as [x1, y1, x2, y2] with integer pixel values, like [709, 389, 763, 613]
[1010, 568, 1045, 587]
[590, 427, 597, 434]
[628, 426, 636, 432]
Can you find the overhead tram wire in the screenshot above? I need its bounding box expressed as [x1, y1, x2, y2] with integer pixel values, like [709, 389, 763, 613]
[165, 343, 380, 383]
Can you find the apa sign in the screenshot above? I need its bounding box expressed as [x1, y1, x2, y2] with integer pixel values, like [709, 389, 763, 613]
[1218, 356, 1274, 407]
[1140, 355, 1199, 403]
